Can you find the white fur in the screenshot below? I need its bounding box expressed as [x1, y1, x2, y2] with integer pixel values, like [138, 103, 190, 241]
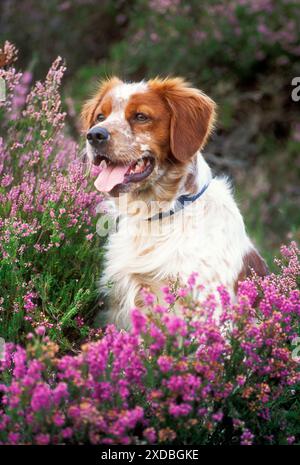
[99, 153, 254, 329]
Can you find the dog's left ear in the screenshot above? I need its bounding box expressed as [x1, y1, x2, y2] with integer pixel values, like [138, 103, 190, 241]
[150, 78, 216, 162]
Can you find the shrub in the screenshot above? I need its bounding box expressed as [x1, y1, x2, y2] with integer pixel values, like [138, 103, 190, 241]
[0, 42, 103, 350]
[0, 242, 299, 445]
[109, 0, 300, 81]
[0, 41, 299, 446]
[0, 0, 128, 77]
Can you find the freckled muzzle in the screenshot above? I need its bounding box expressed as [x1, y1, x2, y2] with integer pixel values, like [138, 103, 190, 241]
[86, 118, 155, 193]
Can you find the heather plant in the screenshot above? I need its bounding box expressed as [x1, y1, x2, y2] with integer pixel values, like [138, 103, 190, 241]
[110, 0, 300, 80]
[0, 40, 300, 446]
[0, 0, 129, 77]
[0, 243, 299, 445]
[0, 42, 103, 350]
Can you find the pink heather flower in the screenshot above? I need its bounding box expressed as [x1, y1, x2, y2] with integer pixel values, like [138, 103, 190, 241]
[287, 436, 295, 445]
[61, 428, 73, 439]
[142, 289, 156, 306]
[1, 174, 13, 187]
[169, 403, 192, 417]
[75, 316, 84, 328]
[150, 32, 159, 43]
[35, 325, 46, 336]
[149, 0, 180, 14]
[198, 407, 208, 416]
[162, 286, 176, 304]
[35, 433, 50, 445]
[157, 355, 173, 373]
[22, 71, 32, 85]
[131, 308, 147, 334]
[23, 292, 37, 313]
[237, 280, 258, 306]
[188, 272, 198, 288]
[217, 285, 231, 307]
[164, 293, 175, 304]
[53, 412, 65, 427]
[52, 382, 69, 404]
[163, 314, 187, 336]
[31, 383, 52, 412]
[68, 405, 80, 419]
[257, 23, 270, 35]
[10, 71, 32, 120]
[212, 411, 224, 422]
[240, 429, 254, 445]
[143, 427, 157, 444]
[236, 375, 246, 386]
[233, 418, 245, 429]
[102, 438, 114, 444]
[178, 287, 188, 297]
[7, 432, 20, 444]
[153, 304, 167, 314]
[193, 30, 207, 42]
[0, 414, 9, 431]
[149, 324, 166, 352]
[1, 41, 18, 64]
[118, 379, 129, 400]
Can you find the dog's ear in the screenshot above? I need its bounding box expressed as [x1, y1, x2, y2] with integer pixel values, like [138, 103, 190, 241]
[81, 76, 122, 130]
[150, 78, 216, 162]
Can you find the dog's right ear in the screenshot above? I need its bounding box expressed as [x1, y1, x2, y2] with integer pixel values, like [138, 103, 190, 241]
[149, 77, 216, 162]
[81, 76, 122, 130]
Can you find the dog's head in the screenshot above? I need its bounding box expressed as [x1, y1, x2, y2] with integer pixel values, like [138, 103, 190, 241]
[82, 77, 216, 200]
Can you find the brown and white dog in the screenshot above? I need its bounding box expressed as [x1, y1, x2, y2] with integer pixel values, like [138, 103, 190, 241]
[82, 77, 267, 328]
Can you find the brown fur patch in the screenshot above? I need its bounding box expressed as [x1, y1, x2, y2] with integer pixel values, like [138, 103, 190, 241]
[235, 249, 269, 293]
[148, 77, 216, 162]
[0, 52, 7, 67]
[184, 158, 199, 194]
[125, 90, 171, 163]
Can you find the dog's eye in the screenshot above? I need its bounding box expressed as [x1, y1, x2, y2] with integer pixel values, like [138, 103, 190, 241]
[96, 113, 106, 122]
[134, 113, 149, 122]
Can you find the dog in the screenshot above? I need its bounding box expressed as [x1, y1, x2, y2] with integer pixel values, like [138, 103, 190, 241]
[82, 77, 268, 328]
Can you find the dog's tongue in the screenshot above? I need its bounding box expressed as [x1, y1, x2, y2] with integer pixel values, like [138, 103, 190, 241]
[94, 163, 129, 192]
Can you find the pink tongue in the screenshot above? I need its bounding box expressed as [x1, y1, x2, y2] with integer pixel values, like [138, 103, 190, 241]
[94, 164, 129, 192]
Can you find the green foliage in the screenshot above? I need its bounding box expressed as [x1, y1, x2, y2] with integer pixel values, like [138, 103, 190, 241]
[0, 55, 104, 351]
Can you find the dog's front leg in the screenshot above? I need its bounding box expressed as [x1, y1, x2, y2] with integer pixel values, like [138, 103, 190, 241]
[101, 273, 145, 330]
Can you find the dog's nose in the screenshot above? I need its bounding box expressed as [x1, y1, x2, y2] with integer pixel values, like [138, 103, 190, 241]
[87, 127, 110, 145]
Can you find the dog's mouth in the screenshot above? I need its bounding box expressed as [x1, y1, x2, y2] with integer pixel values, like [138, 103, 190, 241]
[93, 155, 155, 193]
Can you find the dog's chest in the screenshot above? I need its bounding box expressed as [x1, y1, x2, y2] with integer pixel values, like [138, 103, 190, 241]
[106, 220, 180, 281]
[105, 204, 244, 290]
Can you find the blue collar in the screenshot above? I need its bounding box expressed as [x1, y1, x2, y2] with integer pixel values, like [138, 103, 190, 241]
[177, 183, 210, 206]
[147, 182, 210, 221]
